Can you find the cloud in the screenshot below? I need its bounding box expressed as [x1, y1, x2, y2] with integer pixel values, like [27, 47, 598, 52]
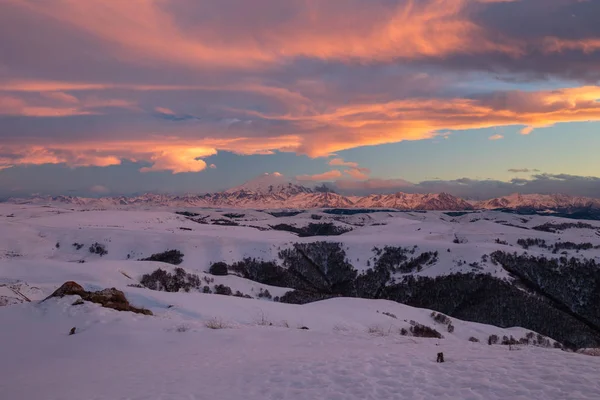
[209, 163, 216, 169]
[520, 126, 535, 135]
[1, 83, 600, 170]
[328, 158, 359, 168]
[489, 134, 504, 140]
[1, 0, 600, 175]
[344, 167, 371, 180]
[333, 178, 415, 195]
[331, 174, 600, 199]
[296, 170, 343, 181]
[508, 168, 540, 173]
[90, 184, 110, 194]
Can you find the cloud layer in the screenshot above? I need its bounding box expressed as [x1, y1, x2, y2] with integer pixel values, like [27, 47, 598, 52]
[1, 0, 599, 179]
[331, 174, 600, 200]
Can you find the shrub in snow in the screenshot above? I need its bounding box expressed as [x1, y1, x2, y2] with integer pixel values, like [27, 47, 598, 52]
[214, 284, 232, 296]
[202, 286, 212, 294]
[447, 324, 455, 333]
[89, 242, 107, 256]
[257, 288, 272, 299]
[208, 262, 228, 276]
[204, 318, 229, 329]
[431, 312, 451, 325]
[367, 325, 389, 337]
[410, 323, 443, 339]
[380, 311, 397, 319]
[140, 268, 200, 292]
[469, 337, 480, 343]
[270, 222, 351, 237]
[488, 335, 499, 345]
[501, 336, 519, 346]
[139, 249, 183, 265]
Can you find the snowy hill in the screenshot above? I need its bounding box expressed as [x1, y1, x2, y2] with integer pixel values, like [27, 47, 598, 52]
[1, 203, 600, 399]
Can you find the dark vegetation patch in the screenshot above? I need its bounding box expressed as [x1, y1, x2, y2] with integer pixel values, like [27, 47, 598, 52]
[268, 211, 304, 218]
[223, 213, 245, 219]
[139, 250, 184, 265]
[175, 211, 200, 217]
[89, 242, 107, 256]
[517, 238, 599, 252]
[444, 212, 473, 217]
[72, 242, 84, 250]
[208, 262, 228, 276]
[496, 222, 530, 230]
[323, 209, 397, 215]
[532, 222, 596, 233]
[269, 223, 352, 237]
[178, 227, 192, 231]
[214, 284, 232, 296]
[410, 323, 443, 339]
[140, 268, 200, 292]
[490, 251, 600, 344]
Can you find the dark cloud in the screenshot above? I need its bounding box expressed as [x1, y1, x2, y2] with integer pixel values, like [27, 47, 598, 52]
[331, 174, 600, 199]
[507, 168, 540, 173]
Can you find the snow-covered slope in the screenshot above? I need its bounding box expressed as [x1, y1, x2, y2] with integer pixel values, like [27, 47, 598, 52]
[1, 204, 600, 399]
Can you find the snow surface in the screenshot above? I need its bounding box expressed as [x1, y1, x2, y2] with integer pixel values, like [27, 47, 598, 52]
[1, 204, 600, 399]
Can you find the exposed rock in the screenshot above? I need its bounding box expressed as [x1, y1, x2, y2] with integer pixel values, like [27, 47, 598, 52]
[44, 281, 153, 316]
[46, 281, 86, 298]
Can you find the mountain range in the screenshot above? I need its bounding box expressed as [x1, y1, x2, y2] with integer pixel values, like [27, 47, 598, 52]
[6, 174, 600, 211]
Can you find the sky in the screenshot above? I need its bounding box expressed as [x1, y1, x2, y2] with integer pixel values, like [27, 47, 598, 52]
[1, 0, 600, 199]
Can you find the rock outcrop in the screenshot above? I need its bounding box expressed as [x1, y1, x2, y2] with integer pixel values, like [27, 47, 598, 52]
[44, 281, 153, 315]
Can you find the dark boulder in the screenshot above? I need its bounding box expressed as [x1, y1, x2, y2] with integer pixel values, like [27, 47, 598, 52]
[44, 281, 153, 316]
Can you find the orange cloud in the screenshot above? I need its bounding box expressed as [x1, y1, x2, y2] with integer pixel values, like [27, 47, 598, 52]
[1, 85, 600, 172]
[345, 168, 371, 180]
[296, 170, 343, 181]
[41, 91, 79, 104]
[328, 158, 359, 168]
[10, 0, 524, 71]
[489, 134, 504, 140]
[0, 95, 94, 117]
[520, 126, 534, 135]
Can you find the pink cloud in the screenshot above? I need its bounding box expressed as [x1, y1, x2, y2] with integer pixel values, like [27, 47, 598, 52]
[329, 158, 359, 168]
[296, 170, 343, 181]
[344, 168, 371, 180]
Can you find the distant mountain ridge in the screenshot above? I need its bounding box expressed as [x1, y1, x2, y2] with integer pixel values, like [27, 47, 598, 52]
[5, 175, 600, 211]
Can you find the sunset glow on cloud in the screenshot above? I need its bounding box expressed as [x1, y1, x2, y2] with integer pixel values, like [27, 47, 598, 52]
[1, 0, 599, 196]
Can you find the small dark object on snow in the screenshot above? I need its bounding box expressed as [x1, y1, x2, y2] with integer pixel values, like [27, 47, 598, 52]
[72, 299, 84, 306]
[436, 352, 444, 363]
[69, 327, 76, 335]
[299, 326, 309, 330]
